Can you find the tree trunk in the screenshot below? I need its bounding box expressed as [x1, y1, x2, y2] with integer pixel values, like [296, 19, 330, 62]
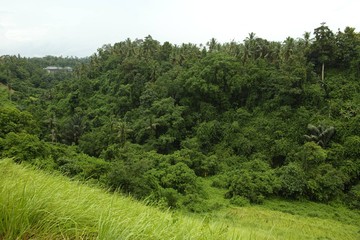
[8, 84, 11, 101]
[321, 63, 329, 98]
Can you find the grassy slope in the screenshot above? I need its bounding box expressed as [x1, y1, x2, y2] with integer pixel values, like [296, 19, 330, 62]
[1, 159, 359, 240]
[197, 178, 360, 240]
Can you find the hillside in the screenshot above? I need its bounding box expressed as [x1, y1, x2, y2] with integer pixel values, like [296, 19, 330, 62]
[0, 23, 360, 232]
[1, 159, 359, 240]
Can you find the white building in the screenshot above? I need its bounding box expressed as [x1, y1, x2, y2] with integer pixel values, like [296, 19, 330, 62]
[44, 66, 73, 73]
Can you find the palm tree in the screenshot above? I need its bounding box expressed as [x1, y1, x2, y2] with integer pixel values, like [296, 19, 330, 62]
[303, 32, 311, 48]
[223, 41, 240, 58]
[281, 37, 295, 62]
[207, 38, 220, 52]
[114, 121, 132, 147]
[242, 32, 257, 64]
[312, 23, 335, 83]
[267, 41, 281, 65]
[304, 124, 335, 148]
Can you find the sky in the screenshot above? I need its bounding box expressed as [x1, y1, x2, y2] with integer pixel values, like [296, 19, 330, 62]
[1, 0, 359, 57]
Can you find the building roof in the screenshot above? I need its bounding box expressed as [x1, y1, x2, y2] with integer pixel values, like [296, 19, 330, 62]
[44, 66, 73, 71]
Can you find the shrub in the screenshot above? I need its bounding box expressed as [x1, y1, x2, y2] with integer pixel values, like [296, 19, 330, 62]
[230, 196, 250, 207]
[297, 142, 327, 170]
[211, 175, 228, 188]
[1, 132, 47, 161]
[106, 159, 154, 198]
[181, 193, 210, 212]
[57, 154, 109, 180]
[306, 164, 346, 202]
[346, 184, 360, 209]
[226, 159, 279, 203]
[277, 162, 306, 199]
[159, 188, 181, 208]
[171, 149, 219, 177]
[343, 135, 360, 158]
[161, 162, 198, 194]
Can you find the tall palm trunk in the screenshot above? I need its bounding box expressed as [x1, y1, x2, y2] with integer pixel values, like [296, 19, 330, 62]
[321, 62, 329, 98]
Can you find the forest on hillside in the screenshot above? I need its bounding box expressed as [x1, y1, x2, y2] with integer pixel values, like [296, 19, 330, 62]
[0, 24, 359, 211]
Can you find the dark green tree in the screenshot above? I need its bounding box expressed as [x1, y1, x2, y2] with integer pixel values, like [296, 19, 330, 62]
[309, 23, 336, 91]
[304, 124, 335, 148]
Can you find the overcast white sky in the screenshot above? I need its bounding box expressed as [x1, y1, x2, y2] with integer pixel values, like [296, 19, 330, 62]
[1, 0, 359, 57]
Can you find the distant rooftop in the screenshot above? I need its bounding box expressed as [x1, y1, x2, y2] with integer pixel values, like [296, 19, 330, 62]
[44, 66, 73, 73]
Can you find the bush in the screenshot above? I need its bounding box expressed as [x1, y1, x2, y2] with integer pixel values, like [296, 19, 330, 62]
[211, 175, 228, 188]
[57, 154, 109, 180]
[158, 188, 181, 208]
[106, 159, 154, 198]
[226, 159, 279, 204]
[230, 196, 250, 207]
[346, 184, 360, 209]
[161, 162, 199, 194]
[297, 142, 327, 171]
[306, 164, 346, 202]
[1, 132, 48, 161]
[171, 149, 219, 177]
[343, 135, 360, 158]
[277, 162, 306, 199]
[181, 193, 210, 212]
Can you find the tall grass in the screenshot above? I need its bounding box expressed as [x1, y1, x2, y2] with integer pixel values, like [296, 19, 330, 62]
[0, 159, 245, 239]
[1, 159, 359, 239]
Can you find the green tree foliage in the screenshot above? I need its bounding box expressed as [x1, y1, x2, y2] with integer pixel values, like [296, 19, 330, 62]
[309, 23, 336, 87]
[341, 136, 360, 185]
[160, 162, 198, 194]
[105, 146, 203, 208]
[297, 142, 327, 170]
[196, 120, 223, 153]
[343, 135, 360, 159]
[1, 132, 47, 162]
[306, 164, 346, 202]
[335, 27, 360, 69]
[0, 106, 39, 137]
[1, 25, 360, 208]
[346, 184, 360, 209]
[310, 23, 336, 66]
